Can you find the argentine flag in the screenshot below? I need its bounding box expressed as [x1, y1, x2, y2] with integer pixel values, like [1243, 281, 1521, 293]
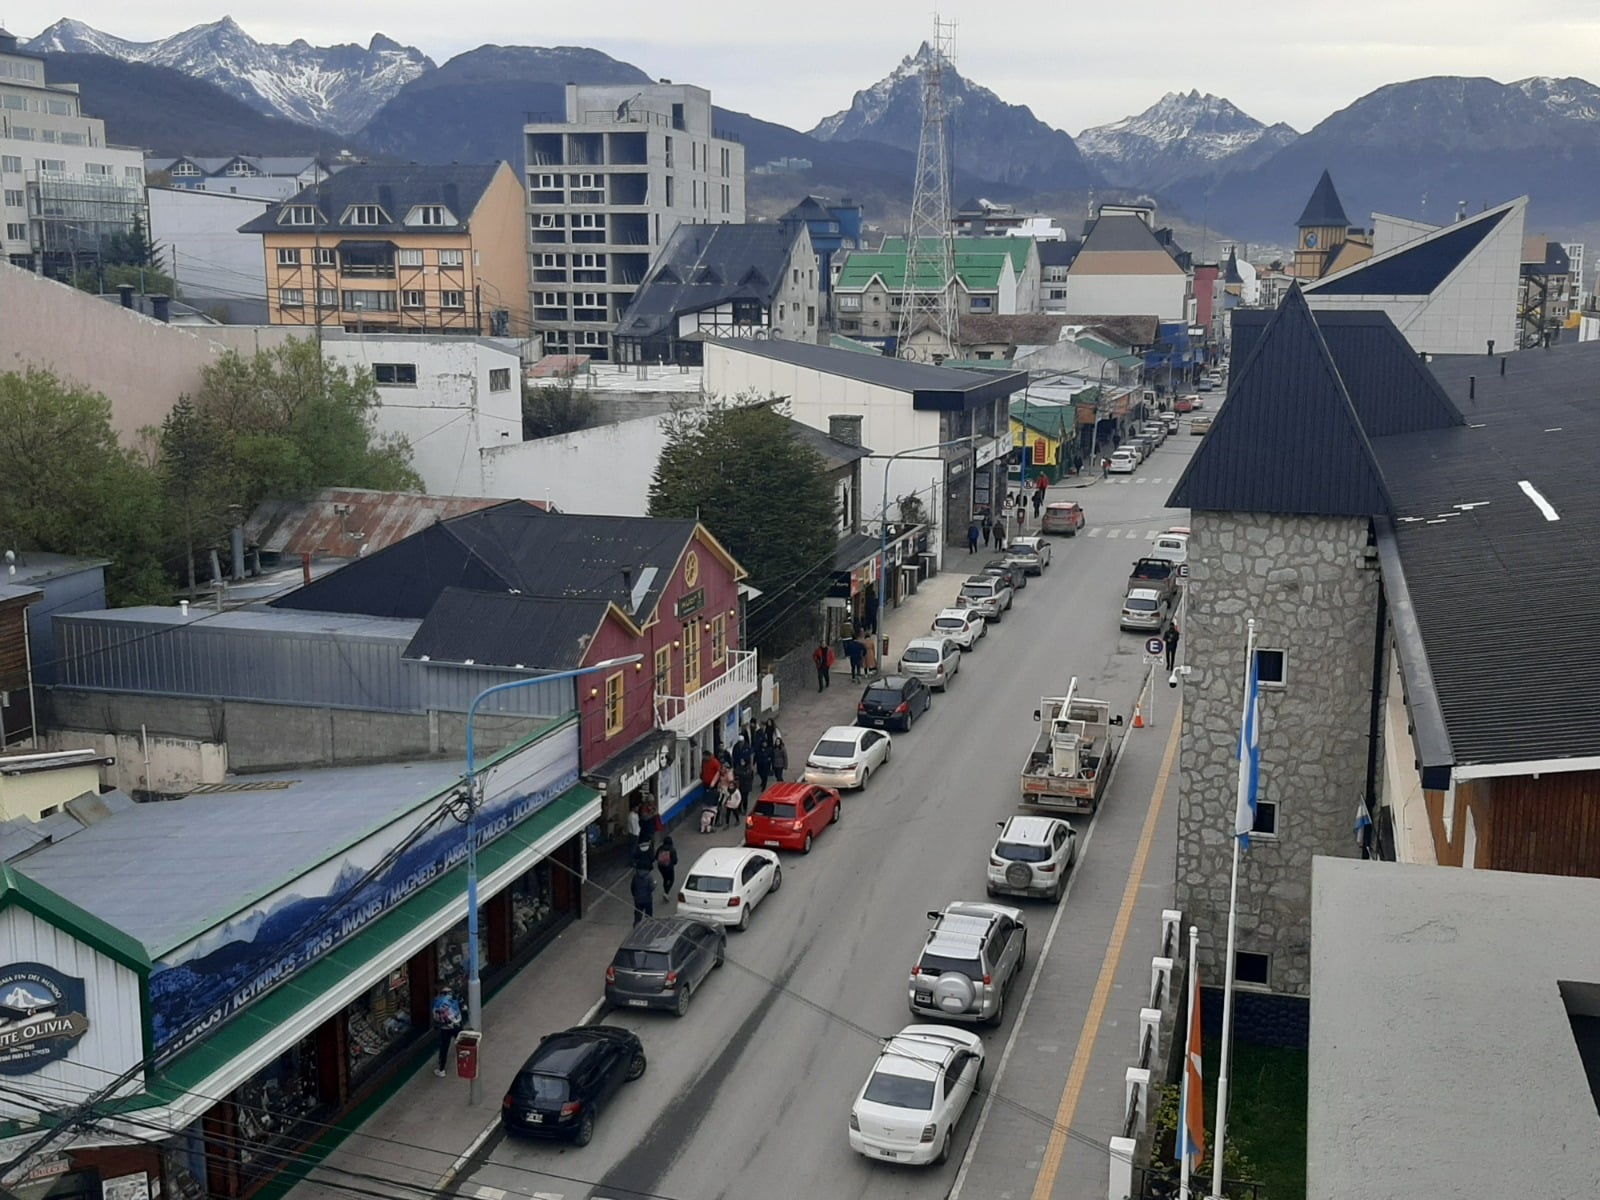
[1235, 653, 1261, 848]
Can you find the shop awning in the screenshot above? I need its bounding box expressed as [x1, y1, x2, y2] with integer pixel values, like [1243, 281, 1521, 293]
[583, 729, 675, 797]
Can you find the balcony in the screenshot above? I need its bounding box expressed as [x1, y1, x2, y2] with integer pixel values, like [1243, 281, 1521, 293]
[657, 650, 757, 737]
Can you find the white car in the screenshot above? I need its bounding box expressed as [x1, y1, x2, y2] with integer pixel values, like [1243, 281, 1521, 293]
[931, 607, 984, 650]
[988, 815, 1078, 903]
[1005, 536, 1052, 575]
[677, 846, 781, 932]
[848, 1025, 985, 1166]
[1107, 449, 1138, 474]
[1150, 534, 1188, 565]
[802, 725, 892, 790]
[898, 636, 961, 691]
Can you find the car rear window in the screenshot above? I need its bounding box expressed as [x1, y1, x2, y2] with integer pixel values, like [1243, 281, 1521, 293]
[862, 1070, 934, 1110]
[685, 873, 734, 893]
[516, 1071, 569, 1104]
[902, 647, 938, 663]
[612, 949, 671, 971]
[918, 952, 984, 981]
[934, 617, 964, 629]
[1125, 598, 1158, 611]
[996, 840, 1051, 863]
[962, 581, 996, 595]
[814, 739, 856, 758]
[865, 687, 900, 704]
[754, 800, 797, 819]
[1007, 542, 1034, 553]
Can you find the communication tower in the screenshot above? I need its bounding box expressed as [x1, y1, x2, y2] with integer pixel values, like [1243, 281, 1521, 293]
[895, 16, 959, 361]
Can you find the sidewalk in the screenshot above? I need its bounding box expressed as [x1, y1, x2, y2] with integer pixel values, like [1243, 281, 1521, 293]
[282, 567, 972, 1200]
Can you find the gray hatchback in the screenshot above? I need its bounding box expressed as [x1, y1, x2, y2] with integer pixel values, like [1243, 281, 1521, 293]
[604, 916, 726, 1017]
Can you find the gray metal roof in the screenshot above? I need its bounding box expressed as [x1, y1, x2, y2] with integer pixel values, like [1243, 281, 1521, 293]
[786, 418, 871, 470]
[1310, 857, 1600, 1200]
[404, 588, 612, 670]
[0, 553, 109, 584]
[713, 339, 1027, 411]
[1295, 169, 1350, 229]
[16, 759, 466, 956]
[616, 223, 802, 341]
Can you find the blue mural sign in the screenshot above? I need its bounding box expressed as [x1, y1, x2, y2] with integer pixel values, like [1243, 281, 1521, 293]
[0, 962, 90, 1075]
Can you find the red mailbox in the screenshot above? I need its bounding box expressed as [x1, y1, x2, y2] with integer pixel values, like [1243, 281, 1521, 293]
[455, 1029, 481, 1080]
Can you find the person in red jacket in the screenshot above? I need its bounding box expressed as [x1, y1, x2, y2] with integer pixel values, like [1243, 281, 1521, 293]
[812, 642, 834, 691]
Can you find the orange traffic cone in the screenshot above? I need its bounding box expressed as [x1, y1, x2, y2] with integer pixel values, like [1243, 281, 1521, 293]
[1133, 700, 1145, 728]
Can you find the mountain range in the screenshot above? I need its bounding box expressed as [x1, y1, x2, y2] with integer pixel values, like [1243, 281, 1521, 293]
[22, 18, 1600, 248]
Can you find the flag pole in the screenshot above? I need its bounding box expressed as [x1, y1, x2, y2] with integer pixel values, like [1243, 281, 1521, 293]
[1179, 922, 1200, 1200]
[1211, 617, 1256, 1198]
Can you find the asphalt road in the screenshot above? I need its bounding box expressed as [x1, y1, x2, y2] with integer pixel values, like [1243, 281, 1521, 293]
[462, 437, 1196, 1200]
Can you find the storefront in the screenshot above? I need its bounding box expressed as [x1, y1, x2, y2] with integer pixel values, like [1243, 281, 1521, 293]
[583, 728, 675, 847]
[0, 720, 594, 1200]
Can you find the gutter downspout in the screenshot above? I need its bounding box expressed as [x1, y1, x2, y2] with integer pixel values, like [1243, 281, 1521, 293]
[1362, 555, 1387, 859]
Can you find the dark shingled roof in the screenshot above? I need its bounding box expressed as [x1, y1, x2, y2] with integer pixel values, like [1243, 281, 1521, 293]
[1307, 205, 1509, 297]
[403, 588, 615, 670]
[1224, 247, 1243, 284]
[1078, 214, 1170, 254]
[616, 223, 802, 341]
[1168, 286, 1391, 516]
[1036, 239, 1082, 269]
[239, 163, 507, 235]
[1296, 169, 1350, 229]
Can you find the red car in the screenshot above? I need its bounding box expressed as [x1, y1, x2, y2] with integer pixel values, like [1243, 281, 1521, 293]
[744, 782, 841, 854]
[1173, 395, 1197, 413]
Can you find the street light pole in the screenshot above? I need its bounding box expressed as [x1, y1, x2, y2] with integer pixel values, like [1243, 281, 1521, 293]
[458, 652, 643, 1105]
[876, 435, 978, 665]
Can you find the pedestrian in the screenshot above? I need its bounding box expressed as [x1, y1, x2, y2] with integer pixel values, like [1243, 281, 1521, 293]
[722, 780, 743, 829]
[731, 736, 752, 776]
[1164, 622, 1181, 671]
[771, 734, 789, 782]
[812, 642, 834, 691]
[1015, 498, 1027, 531]
[699, 749, 720, 794]
[846, 636, 867, 681]
[981, 512, 993, 548]
[430, 987, 462, 1077]
[967, 520, 980, 554]
[1032, 484, 1045, 518]
[631, 867, 655, 925]
[754, 737, 773, 793]
[639, 797, 659, 840]
[626, 801, 641, 841]
[735, 764, 755, 814]
[1102, 456, 1111, 475]
[656, 835, 679, 895]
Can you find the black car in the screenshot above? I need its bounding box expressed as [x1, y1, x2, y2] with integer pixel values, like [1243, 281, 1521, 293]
[501, 1025, 645, 1146]
[984, 560, 1027, 591]
[857, 674, 932, 732]
[604, 916, 725, 1016]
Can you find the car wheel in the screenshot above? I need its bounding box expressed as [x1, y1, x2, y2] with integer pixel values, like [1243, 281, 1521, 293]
[572, 1109, 596, 1147]
[770, 864, 783, 892]
[985, 883, 998, 898]
[1052, 875, 1065, 905]
[802, 832, 813, 854]
[713, 939, 726, 968]
[736, 905, 750, 932]
[674, 985, 691, 1018]
[935, 1128, 953, 1165]
[625, 1047, 647, 1081]
[883, 741, 892, 763]
[860, 767, 870, 787]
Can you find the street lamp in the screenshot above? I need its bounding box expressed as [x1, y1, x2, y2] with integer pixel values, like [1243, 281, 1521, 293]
[458, 652, 644, 1104]
[1088, 351, 1142, 471]
[876, 435, 978, 663]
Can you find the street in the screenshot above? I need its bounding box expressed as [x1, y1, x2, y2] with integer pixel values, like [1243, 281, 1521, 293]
[458, 437, 1195, 1200]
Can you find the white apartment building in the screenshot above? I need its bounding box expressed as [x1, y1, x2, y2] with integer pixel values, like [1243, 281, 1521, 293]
[146, 187, 273, 322]
[524, 82, 746, 362]
[0, 30, 145, 277]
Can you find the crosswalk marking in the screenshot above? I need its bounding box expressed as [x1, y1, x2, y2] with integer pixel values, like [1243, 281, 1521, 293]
[473, 1188, 506, 1200]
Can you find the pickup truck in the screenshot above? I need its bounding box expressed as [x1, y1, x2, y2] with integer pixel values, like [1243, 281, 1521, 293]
[1020, 680, 1125, 813]
[1129, 556, 1180, 603]
[958, 574, 1013, 623]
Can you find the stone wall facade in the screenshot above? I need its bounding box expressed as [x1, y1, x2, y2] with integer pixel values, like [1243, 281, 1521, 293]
[1177, 510, 1382, 997]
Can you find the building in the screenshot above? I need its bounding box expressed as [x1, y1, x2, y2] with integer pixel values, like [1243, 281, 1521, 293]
[613, 221, 818, 365]
[951, 197, 1066, 240]
[1037, 239, 1081, 312]
[1060, 203, 1188, 321]
[524, 82, 747, 363]
[1563, 240, 1586, 306]
[145, 186, 273, 323]
[144, 154, 343, 200]
[0, 553, 106, 691]
[240, 162, 530, 338]
[0, 29, 146, 278]
[1289, 170, 1353, 280]
[243, 489, 509, 563]
[1518, 236, 1576, 348]
[0, 580, 41, 746]
[779, 195, 862, 326]
[1309, 858, 1600, 1200]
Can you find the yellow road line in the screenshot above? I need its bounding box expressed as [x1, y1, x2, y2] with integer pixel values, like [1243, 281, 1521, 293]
[1030, 707, 1181, 1200]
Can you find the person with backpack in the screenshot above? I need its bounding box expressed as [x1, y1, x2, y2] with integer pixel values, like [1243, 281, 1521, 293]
[656, 835, 679, 895]
[430, 988, 463, 1077]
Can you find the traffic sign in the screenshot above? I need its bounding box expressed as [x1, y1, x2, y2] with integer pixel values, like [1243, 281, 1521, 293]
[1145, 637, 1165, 656]
[1178, 563, 1190, 579]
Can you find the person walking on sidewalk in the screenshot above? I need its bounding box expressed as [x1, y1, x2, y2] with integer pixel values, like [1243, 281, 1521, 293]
[430, 988, 462, 1077]
[631, 867, 656, 925]
[754, 737, 774, 793]
[812, 642, 834, 691]
[1164, 622, 1181, 671]
[981, 512, 994, 548]
[721, 780, 743, 829]
[843, 636, 866, 682]
[1032, 483, 1045, 519]
[771, 735, 789, 782]
[656, 836, 678, 896]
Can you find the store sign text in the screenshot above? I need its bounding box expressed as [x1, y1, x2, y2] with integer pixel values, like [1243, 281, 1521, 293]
[0, 964, 90, 1075]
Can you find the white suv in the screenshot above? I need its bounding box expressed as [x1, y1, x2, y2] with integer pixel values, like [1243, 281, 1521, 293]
[988, 815, 1077, 903]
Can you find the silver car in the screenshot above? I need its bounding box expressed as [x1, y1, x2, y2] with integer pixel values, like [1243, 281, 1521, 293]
[907, 902, 1027, 1026]
[1121, 587, 1170, 631]
[898, 636, 961, 692]
[1005, 537, 1052, 575]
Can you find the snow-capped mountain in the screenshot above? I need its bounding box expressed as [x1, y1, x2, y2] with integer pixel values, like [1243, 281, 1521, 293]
[810, 42, 1093, 193]
[25, 17, 433, 135]
[1076, 90, 1298, 190]
[1510, 76, 1600, 124]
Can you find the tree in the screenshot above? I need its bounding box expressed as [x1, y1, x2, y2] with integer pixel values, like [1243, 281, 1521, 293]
[522, 373, 598, 439]
[74, 262, 180, 298]
[649, 394, 838, 652]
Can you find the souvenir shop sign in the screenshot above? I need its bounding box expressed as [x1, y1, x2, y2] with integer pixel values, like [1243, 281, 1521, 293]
[0, 963, 90, 1075]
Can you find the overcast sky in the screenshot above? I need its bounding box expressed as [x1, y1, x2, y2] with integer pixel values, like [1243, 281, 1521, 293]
[12, 0, 1600, 133]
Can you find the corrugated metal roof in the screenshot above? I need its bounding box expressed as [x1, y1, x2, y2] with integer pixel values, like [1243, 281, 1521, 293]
[711, 339, 1027, 410]
[1168, 287, 1391, 516]
[244, 488, 511, 558]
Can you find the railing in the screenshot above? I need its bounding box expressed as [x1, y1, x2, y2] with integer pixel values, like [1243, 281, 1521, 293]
[657, 650, 757, 736]
[1131, 1166, 1263, 1200]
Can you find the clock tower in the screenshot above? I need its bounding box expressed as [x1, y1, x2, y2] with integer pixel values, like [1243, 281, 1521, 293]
[1291, 170, 1351, 280]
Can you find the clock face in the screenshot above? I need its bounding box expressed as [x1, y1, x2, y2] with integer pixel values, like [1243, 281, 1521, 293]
[684, 549, 700, 587]
[1305, 232, 1319, 249]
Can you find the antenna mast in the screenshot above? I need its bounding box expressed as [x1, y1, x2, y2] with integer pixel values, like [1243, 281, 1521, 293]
[896, 15, 959, 361]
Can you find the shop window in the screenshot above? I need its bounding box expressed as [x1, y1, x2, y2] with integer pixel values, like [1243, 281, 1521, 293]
[683, 621, 701, 693]
[234, 1033, 332, 1188]
[654, 645, 671, 697]
[509, 863, 556, 950]
[711, 614, 727, 666]
[436, 920, 488, 999]
[605, 671, 624, 736]
[346, 967, 414, 1084]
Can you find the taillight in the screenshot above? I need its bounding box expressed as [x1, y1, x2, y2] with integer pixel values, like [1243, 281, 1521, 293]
[665, 971, 678, 985]
[896, 702, 909, 714]
[605, 965, 615, 982]
[746, 815, 755, 826]
[983, 974, 993, 986]
[728, 896, 741, 907]
[850, 1112, 860, 1131]
[791, 820, 804, 831]
[560, 1101, 583, 1117]
[502, 1095, 513, 1109]
[910, 965, 922, 976]
[919, 1123, 937, 1143]
[1040, 863, 1057, 873]
[677, 891, 686, 903]
[857, 703, 867, 713]
[989, 857, 1004, 868]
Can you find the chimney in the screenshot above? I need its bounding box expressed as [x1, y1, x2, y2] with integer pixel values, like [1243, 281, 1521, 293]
[1486, 339, 1495, 356]
[829, 414, 863, 447]
[0, 30, 17, 55]
[117, 284, 135, 309]
[149, 294, 171, 323]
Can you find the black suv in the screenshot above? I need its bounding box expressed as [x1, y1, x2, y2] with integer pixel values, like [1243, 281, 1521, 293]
[604, 916, 725, 1017]
[501, 1025, 645, 1146]
[984, 559, 1028, 590]
[857, 674, 931, 732]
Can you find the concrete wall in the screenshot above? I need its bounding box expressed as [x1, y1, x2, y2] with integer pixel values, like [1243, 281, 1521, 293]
[470, 162, 534, 337]
[1060, 272, 1187, 322]
[147, 187, 271, 306]
[0, 761, 101, 821]
[481, 412, 666, 514]
[1176, 510, 1378, 998]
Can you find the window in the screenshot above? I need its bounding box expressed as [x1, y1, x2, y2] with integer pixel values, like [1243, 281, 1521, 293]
[664, 176, 674, 207]
[1252, 799, 1278, 839]
[682, 621, 701, 694]
[537, 213, 561, 229]
[1, 156, 21, 174]
[438, 249, 464, 268]
[413, 205, 447, 225]
[576, 252, 599, 268]
[1, 95, 22, 111]
[372, 363, 418, 386]
[536, 292, 563, 307]
[1255, 649, 1287, 688]
[4, 223, 26, 242]
[125, 166, 142, 181]
[84, 163, 109, 176]
[314, 247, 335, 267]
[283, 205, 318, 225]
[664, 137, 673, 168]
[537, 253, 563, 268]
[10, 127, 32, 141]
[316, 288, 337, 308]
[397, 248, 424, 267]
[441, 290, 464, 309]
[535, 172, 558, 188]
[225, 159, 257, 176]
[344, 204, 385, 225]
[711, 614, 727, 666]
[654, 646, 671, 696]
[571, 213, 602, 229]
[342, 290, 397, 312]
[720, 146, 730, 176]
[838, 295, 860, 311]
[806, 305, 815, 325]
[721, 183, 729, 213]
[970, 296, 994, 312]
[402, 289, 425, 309]
[35, 158, 64, 174]
[279, 288, 304, 307]
[57, 132, 85, 147]
[604, 672, 624, 736]
[489, 367, 511, 392]
[2, 190, 21, 208]
[576, 292, 602, 308]
[1234, 951, 1271, 988]
[574, 173, 600, 189]
[276, 248, 301, 266]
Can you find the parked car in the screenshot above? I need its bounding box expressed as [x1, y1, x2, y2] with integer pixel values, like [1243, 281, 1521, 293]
[1190, 416, 1214, 435]
[1107, 449, 1138, 474]
[987, 815, 1078, 903]
[800, 728, 890, 791]
[898, 636, 961, 692]
[1160, 412, 1180, 433]
[604, 916, 725, 1017]
[1150, 534, 1188, 565]
[746, 782, 842, 852]
[679, 846, 781, 930]
[1121, 586, 1172, 631]
[858, 674, 932, 732]
[1005, 536, 1052, 574]
[501, 1025, 646, 1146]
[1041, 500, 1086, 536]
[931, 607, 984, 650]
[1173, 395, 1197, 414]
[958, 575, 1012, 621]
[848, 1025, 985, 1166]
[907, 901, 1026, 1026]
[983, 559, 1027, 591]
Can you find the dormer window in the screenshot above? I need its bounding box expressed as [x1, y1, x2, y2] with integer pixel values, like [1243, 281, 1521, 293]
[405, 204, 454, 227]
[342, 204, 388, 226]
[170, 162, 201, 178]
[225, 160, 258, 177]
[280, 205, 319, 226]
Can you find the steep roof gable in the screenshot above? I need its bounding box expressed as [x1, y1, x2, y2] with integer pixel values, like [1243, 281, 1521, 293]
[1306, 201, 1515, 297]
[616, 222, 799, 339]
[1297, 169, 1351, 229]
[1168, 287, 1392, 516]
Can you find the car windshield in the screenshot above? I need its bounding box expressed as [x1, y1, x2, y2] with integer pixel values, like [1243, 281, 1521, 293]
[862, 1069, 935, 1110]
[1126, 598, 1158, 612]
[517, 1072, 569, 1104]
[612, 949, 671, 971]
[754, 800, 797, 819]
[997, 840, 1051, 863]
[918, 952, 984, 981]
[685, 873, 734, 893]
[814, 740, 857, 758]
[865, 688, 901, 704]
[902, 647, 939, 663]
